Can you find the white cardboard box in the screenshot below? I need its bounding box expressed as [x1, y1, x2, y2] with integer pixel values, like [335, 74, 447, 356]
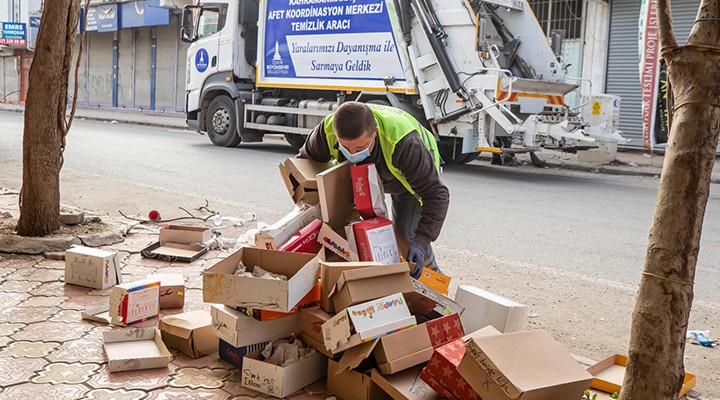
[454, 285, 527, 333]
[322, 293, 416, 353]
[109, 279, 161, 326]
[64, 246, 122, 289]
[210, 305, 300, 348]
[103, 328, 171, 372]
[241, 349, 328, 398]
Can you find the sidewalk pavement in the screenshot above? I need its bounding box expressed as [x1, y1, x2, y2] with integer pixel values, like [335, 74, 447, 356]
[3, 102, 720, 183]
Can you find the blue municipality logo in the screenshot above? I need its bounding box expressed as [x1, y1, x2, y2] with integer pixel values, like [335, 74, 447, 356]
[195, 48, 209, 73]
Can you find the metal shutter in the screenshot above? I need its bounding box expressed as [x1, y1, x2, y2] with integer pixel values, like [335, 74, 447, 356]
[606, 0, 699, 147]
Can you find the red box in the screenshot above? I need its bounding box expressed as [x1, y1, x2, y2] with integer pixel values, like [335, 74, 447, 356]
[352, 217, 400, 264]
[235, 282, 321, 321]
[425, 313, 465, 347]
[421, 338, 482, 400]
[351, 164, 387, 219]
[419, 369, 459, 400]
[278, 219, 323, 254]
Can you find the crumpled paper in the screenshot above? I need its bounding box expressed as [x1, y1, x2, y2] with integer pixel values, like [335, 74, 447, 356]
[233, 262, 288, 281]
[261, 339, 316, 367]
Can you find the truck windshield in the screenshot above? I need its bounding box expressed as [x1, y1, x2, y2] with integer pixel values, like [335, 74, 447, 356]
[197, 4, 227, 39]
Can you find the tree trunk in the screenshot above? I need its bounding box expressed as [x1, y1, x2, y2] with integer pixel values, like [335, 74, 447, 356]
[622, 0, 720, 398]
[15, 1, 80, 236]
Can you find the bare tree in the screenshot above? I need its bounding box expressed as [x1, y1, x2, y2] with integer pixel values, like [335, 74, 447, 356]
[15, 0, 84, 236]
[622, 0, 720, 398]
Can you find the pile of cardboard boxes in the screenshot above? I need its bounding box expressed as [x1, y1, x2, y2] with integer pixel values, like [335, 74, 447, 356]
[63, 157, 690, 399]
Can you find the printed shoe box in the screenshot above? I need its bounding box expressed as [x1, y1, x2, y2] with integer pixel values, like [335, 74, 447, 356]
[109, 279, 161, 326]
[64, 246, 122, 289]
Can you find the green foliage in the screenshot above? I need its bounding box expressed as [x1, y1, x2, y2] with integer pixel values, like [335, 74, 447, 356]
[582, 390, 598, 400]
[611, 393, 620, 399]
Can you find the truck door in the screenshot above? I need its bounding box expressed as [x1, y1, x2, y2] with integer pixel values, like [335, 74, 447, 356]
[187, 4, 228, 95]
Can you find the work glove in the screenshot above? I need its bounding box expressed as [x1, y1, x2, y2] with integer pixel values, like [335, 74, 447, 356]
[407, 241, 429, 278]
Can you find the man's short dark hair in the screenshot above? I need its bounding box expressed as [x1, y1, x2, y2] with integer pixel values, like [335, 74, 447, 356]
[333, 102, 376, 140]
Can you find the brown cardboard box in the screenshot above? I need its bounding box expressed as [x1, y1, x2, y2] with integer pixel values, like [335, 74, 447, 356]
[320, 261, 381, 313]
[331, 263, 413, 313]
[203, 247, 319, 312]
[458, 330, 594, 400]
[299, 307, 335, 357]
[210, 305, 300, 348]
[241, 348, 328, 398]
[328, 359, 391, 400]
[374, 313, 464, 375]
[141, 225, 212, 263]
[407, 279, 465, 320]
[587, 354, 696, 398]
[64, 246, 122, 289]
[279, 157, 334, 205]
[147, 273, 185, 309]
[317, 161, 360, 228]
[158, 310, 218, 359]
[318, 221, 360, 261]
[103, 328, 172, 372]
[370, 367, 442, 400]
[255, 205, 321, 250]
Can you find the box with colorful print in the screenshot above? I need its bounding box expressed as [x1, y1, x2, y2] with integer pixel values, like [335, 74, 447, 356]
[322, 293, 416, 354]
[202, 247, 319, 312]
[351, 163, 387, 219]
[352, 217, 401, 264]
[277, 218, 323, 254]
[318, 221, 359, 262]
[420, 326, 500, 400]
[64, 246, 122, 289]
[109, 279, 160, 326]
[158, 310, 217, 359]
[254, 204, 321, 250]
[103, 328, 171, 372]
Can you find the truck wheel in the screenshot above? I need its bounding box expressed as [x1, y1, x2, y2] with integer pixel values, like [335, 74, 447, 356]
[284, 133, 307, 150]
[438, 137, 480, 165]
[206, 96, 241, 147]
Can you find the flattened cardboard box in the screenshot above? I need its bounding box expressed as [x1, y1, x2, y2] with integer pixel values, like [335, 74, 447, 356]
[241, 348, 327, 398]
[587, 354, 696, 398]
[455, 285, 527, 333]
[203, 246, 319, 312]
[370, 367, 441, 400]
[158, 310, 217, 359]
[317, 161, 359, 228]
[141, 225, 212, 263]
[219, 339, 268, 370]
[255, 205, 321, 250]
[210, 305, 300, 348]
[147, 273, 185, 309]
[103, 328, 171, 372]
[331, 263, 413, 313]
[459, 329, 593, 400]
[320, 261, 381, 313]
[64, 246, 122, 289]
[322, 293, 416, 354]
[420, 326, 501, 400]
[279, 157, 334, 205]
[109, 279, 161, 326]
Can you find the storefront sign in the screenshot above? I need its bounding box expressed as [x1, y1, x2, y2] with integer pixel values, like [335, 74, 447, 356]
[0, 22, 27, 46]
[86, 4, 119, 33]
[121, 0, 170, 29]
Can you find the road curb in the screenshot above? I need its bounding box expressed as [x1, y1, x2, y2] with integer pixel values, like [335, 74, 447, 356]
[546, 161, 720, 184]
[0, 105, 187, 130]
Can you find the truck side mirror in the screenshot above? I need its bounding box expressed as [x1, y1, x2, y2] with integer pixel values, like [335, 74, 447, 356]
[181, 6, 196, 43]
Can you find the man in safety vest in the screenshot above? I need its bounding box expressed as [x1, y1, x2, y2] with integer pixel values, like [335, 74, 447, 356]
[298, 101, 449, 278]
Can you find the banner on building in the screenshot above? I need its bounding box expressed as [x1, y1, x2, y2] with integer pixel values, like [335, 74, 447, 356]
[639, 0, 661, 149]
[0, 22, 26, 46]
[121, 0, 171, 29]
[86, 4, 119, 32]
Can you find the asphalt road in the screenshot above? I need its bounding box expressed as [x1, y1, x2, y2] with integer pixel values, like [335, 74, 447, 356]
[1, 111, 719, 306]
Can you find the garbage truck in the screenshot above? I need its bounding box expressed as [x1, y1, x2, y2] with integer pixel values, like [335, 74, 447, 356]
[181, 0, 624, 165]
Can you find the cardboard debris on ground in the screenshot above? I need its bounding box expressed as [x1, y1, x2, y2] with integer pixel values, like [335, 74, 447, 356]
[587, 354, 696, 398]
[458, 329, 594, 400]
[81, 305, 112, 324]
[328, 358, 389, 400]
[158, 309, 217, 358]
[64, 246, 122, 289]
[141, 225, 212, 263]
[330, 263, 413, 313]
[103, 328, 172, 372]
[371, 367, 442, 400]
[407, 279, 465, 321]
[203, 247, 319, 312]
[279, 157, 334, 205]
[255, 204, 321, 250]
[210, 304, 300, 348]
[454, 285, 527, 333]
[109, 279, 161, 326]
[147, 273, 185, 309]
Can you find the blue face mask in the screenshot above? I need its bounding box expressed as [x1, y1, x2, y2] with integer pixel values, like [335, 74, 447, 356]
[338, 142, 372, 164]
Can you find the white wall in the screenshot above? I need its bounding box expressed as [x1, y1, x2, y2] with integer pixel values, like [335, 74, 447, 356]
[582, 0, 610, 96]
